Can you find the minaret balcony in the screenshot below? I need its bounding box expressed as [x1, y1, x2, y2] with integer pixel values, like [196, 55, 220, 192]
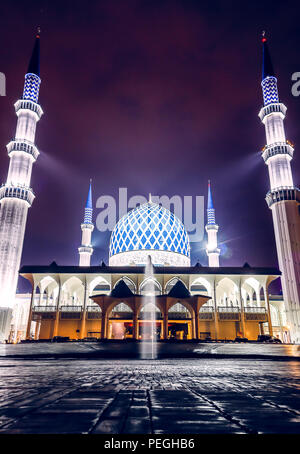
[0, 183, 35, 206]
[258, 102, 287, 122]
[261, 141, 294, 163]
[81, 223, 94, 231]
[205, 223, 219, 232]
[14, 99, 43, 120]
[266, 186, 300, 207]
[6, 139, 39, 161]
[206, 247, 220, 255]
[78, 246, 93, 254]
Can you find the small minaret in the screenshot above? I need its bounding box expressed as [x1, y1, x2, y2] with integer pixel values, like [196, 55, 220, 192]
[259, 33, 300, 342]
[205, 181, 220, 267]
[0, 30, 43, 341]
[78, 180, 94, 266]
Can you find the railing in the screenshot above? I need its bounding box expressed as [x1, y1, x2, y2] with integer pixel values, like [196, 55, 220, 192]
[244, 307, 266, 313]
[218, 306, 240, 313]
[199, 306, 214, 312]
[244, 307, 267, 321]
[86, 306, 101, 312]
[33, 305, 56, 312]
[218, 306, 240, 321]
[59, 306, 82, 312]
[199, 306, 214, 320]
[168, 313, 191, 320]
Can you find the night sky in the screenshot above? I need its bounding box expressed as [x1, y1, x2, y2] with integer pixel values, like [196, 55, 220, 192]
[0, 0, 299, 293]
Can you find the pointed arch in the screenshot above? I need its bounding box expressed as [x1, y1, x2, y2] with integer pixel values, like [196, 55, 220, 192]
[140, 277, 161, 295]
[165, 277, 188, 294]
[190, 277, 211, 294]
[114, 276, 136, 294]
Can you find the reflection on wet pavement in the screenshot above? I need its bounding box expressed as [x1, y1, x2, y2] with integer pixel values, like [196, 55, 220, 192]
[0, 348, 299, 433]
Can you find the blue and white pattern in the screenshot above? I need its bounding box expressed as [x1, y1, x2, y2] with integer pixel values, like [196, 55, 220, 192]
[109, 202, 190, 258]
[261, 76, 279, 106]
[83, 182, 93, 224]
[84, 207, 93, 224]
[23, 73, 41, 103]
[207, 208, 216, 225]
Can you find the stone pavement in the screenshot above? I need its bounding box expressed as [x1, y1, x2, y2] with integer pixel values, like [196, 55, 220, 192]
[0, 354, 299, 434]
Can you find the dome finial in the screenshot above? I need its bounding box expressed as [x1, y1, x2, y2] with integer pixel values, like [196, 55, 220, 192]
[148, 193, 152, 203]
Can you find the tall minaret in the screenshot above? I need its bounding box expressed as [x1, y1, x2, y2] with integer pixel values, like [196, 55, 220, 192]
[259, 33, 300, 343]
[0, 30, 43, 341]
[205, 181, 220, 267]
[78, 180, 94, 266]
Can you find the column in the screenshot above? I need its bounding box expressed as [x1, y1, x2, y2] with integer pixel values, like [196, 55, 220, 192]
[191, 314, 196, 339]
[212, 279, 219, 340]
[79, 279, 88, 339]
[101, 309, 108, 339]
[133, 311, 139, 340]
[195, 311, 200, 340]
[238, 280, 246, 338]
[163, 311, 169, 340]
[278, 306, 284, 341]
[26, 284, 36, 339]
[52, 281, 62, 339]
[263, 286, 273, 337]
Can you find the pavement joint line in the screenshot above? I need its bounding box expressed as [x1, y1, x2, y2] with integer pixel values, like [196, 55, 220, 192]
[0, 386, 80, 430]
[89, 389, 132, 434]
[85, 392, 118, 435]
[187, 387, 255, 434]
[119, 391, 135, 433]
[220, 381, 300, 416]
[146, 390, 154, 435]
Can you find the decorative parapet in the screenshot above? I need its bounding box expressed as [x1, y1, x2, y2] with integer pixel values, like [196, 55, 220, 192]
[7, 139, 39, 161]
[266, 186, 300, 207]
[0, 183, 35, 206]
[14, 99, 43, 119]
[261, 141, 294, 163]
[258, 102, 287, 122]
[78, 246, 93, 254]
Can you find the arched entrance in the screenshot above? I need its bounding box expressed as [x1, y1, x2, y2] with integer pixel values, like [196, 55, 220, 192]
[108, 302, 134, 339]
[168, 302, 192, 339]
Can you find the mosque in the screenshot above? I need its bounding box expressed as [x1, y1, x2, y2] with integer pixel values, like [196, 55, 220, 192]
[0, 31, 299, 343]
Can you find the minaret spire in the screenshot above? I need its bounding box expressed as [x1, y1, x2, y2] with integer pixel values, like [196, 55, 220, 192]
[258, 33, 300, 342]
[0, 30, 43, 341]
[27, 27, 40, 76]
[205, 181, 220, 267]
[261, 31, 275, 80]
[78, 180, 94, 266]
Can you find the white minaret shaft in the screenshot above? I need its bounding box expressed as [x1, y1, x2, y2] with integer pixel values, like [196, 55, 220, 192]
[78, 181, 94, 266]
[205, 181, 220, 267]
[0, 31, 43, 341]
[259, 34, 300, 343]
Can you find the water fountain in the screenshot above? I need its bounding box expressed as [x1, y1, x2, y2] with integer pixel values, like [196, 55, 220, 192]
[140, 255, 157, 359]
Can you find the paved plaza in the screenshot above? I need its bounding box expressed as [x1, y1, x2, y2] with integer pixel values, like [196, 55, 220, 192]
[0, 343, 299, 434]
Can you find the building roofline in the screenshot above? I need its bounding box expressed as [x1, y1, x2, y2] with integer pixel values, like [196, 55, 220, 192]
[19, 264, 281, 276]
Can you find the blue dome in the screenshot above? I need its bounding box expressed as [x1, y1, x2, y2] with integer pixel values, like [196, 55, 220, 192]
[109, 202, 190, 263]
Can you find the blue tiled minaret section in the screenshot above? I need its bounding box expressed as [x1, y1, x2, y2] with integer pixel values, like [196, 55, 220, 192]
[22, 34, 41, 103]
[261, 38, 279, 106]
[23, 73, 41, 103]
[207, 181, 216, 225]
[84, 181, 93, 224]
